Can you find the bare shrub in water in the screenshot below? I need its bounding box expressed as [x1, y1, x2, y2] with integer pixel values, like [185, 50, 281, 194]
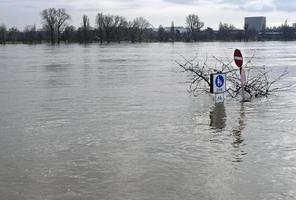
[177, 54, 288, 99]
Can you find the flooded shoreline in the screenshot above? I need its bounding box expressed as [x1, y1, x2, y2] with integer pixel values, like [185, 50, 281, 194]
[1, 42, 296, 200]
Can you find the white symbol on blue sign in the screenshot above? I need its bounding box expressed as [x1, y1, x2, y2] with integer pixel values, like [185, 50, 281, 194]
[215, 75, 224, 88]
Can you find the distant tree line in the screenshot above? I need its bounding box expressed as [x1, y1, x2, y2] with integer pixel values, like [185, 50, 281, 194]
[1, 8, 296, 44]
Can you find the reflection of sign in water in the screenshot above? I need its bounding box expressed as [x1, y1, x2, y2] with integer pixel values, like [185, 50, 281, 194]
[215, 75, 224, 88]
[209, 103, 226, 129]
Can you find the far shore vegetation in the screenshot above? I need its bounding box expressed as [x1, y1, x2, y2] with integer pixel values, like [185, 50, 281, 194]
[0, 8, 296, 45]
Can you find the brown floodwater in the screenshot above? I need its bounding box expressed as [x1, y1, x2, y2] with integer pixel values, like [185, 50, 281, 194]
[0, 42, 296, 200]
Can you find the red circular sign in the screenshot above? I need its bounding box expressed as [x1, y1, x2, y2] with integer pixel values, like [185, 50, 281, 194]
[234, 49, 243, 68]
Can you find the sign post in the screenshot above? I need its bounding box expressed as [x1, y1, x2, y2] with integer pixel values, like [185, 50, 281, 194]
[240, 68, 246, 101]
[210, 73, 226, 103]
[234, 49, 245, 101]
[215, 93, 224, 103]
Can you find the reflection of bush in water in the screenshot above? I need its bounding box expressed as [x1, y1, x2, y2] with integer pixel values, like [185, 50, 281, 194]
[232, 104, 246, 148]
[209, 103, 247, 162]
[209, 103, 246, 146]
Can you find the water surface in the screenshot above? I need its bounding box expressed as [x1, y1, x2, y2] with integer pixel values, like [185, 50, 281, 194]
[0, 42, 296, 200]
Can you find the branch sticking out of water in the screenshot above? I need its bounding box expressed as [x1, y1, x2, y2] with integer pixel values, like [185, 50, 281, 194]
[177, 55, 288, 99]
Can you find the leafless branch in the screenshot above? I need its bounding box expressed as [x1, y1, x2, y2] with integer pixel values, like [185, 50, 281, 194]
[178, 55, 288, 99]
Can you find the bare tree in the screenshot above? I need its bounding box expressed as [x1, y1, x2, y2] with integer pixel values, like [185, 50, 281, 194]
[114, 15, 127, 43]
[23, 25, 36, 43]
[7, 27, 19, 42]
[170, 21, 175, 42]
[186, 14, 204, 41]
[128, 21, 137, 43]
[41, 8, 70, 44]
[133, 17, 150, 42]
[96, 13, 104, 44]
[41, 8, 57, 44]
[62, 25, 76, 43]
[103, 14, 115, 43]
[217, 22, 237, 40]
[82, 14, 90, 43]
[95, 13, 116, 43]
[56, 8, 71, 44]
[0, 24, 7, 44]
[177, 55, 288, 99]
[158, 25, 165, 42]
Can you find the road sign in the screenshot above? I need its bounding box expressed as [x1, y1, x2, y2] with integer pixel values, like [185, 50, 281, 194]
[234, 49, 243, 68]
[210, 73, 226, 94]
[215, 93, 224, 103]
[215, 74, 224, 88]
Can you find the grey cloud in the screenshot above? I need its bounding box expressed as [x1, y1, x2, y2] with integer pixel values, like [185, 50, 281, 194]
[3, 0, 296, 13]
[163, 0, 271, 12]
[241, 4, 274, 12]
[216, 0, 272, 12]
[165, 0, 296, 12]
[273, 0, 296, 12]
[78, 6, 138, 13]
[221, 0, 296, 12]
[163, 0, 195, 4]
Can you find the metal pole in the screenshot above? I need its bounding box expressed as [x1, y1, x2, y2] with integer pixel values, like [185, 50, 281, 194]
[242, 84, 245, 102]
[240, 68, 245, 102]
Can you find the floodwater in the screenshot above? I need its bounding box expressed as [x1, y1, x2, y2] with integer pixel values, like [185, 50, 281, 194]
[0, 42, 296, 200]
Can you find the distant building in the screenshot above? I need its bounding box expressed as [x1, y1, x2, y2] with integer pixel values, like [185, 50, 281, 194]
[173, 27, 188, 33]
[153, 26, 188, 33]
[244, 17, 266, 32]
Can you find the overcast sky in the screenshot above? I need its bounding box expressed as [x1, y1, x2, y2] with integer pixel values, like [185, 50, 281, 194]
[1, 0, 296, 30]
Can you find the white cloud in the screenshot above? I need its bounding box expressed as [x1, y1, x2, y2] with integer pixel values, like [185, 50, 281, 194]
[0, 0, 295, 30]
[242, 0, 275, 12]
